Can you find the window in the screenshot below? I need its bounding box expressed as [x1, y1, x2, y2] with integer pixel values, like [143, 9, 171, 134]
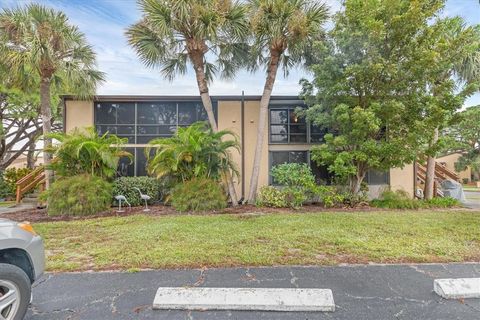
[270, 107, 307, 143]
[95, 103, 135, 143]
[366, 170, 389, 185]
[96, 100, 215, 176]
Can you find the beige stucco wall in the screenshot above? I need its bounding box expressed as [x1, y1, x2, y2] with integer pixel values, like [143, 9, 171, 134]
[437, 153, 471, 182]
[217, 101, 242, 196]
[389, 164, 415, 198]
[65, 100, 94, 132]
[65, 98, 417, 199]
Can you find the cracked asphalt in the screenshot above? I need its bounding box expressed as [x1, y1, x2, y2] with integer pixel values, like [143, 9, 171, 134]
[27, 263, 480, 320]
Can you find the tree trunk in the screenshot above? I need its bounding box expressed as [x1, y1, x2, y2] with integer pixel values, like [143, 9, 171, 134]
[40, 78, 53, 189]
[190, 51, 238, 205]
[349, 170, 366, 195]
[247, 51, 281, 203]
[424, 127, 439, 200]
[26, 140, 36, 169]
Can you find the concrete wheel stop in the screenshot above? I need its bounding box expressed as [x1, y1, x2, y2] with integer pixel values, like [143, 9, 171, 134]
[153, 287, 335, 312]
[434, 278, 480, 299]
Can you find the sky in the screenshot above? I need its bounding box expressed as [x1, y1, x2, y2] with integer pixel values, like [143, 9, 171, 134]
[1, 0, 480, 107]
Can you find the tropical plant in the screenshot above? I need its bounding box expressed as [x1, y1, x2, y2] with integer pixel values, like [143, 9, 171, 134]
[421, 17, 480, 199]
[126, 0, 249, 205]
[444, 105, 480, 178]
[45, 127, 132, 179]
[246, 0, 329, 203]
[41, 174, 112, 216]
[170, 178, 227, 212]
[3, 167, 33, 195]
[0, 4, 105, 188]
[147, 122, 240, 186]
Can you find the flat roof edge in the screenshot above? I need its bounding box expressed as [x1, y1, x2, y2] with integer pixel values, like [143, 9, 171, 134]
[62, 95, 302, 102]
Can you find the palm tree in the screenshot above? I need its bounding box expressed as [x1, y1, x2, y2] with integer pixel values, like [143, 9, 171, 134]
[0, 4, 105, 189]
[126, 0, 248, 204]
[423, 18, 480, 199]
[46, 127, 132, 179]
[246, 0, 328, 203]
[147, 122, 240, 186]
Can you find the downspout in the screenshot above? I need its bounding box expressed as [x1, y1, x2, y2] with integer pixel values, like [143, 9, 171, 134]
[62, 96, 66, 133]
[241, 90, 245, 202]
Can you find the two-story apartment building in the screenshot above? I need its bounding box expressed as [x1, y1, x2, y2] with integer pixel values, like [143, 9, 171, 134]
[63, 95, 415, 199]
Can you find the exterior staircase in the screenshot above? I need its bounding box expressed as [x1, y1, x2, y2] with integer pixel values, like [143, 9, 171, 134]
[15, 166, 46, 207]
[415, 160, 460, 198]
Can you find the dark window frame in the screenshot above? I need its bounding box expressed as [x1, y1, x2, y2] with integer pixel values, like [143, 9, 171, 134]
[95, 100, 216, 177]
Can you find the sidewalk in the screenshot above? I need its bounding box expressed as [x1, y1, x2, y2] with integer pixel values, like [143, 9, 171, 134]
[27, 263, 480, 320]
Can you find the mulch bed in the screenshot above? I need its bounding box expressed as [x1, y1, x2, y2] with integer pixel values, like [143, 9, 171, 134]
[0, 203, 380, 223]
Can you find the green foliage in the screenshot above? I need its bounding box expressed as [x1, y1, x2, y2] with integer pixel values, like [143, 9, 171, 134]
[126, 0, 249, 83]
[112, 176, 161, 207]
[301, 0, 480, 195]
[371, 190, 421, 209]
[0, 4, 105, 98]
[371, 190, 460, 209]
[41, 175, 112, 216]
[423, 197, 460, 208]
[321, 187, 345, 208]
[444, 106, 480, 173]
[0, 171, 11, 199]
[147, 122, 239, 183]
[256, 186, 288, 208]
[46, 128, 131, 179]
[170, 178, 227, 212]
[3, 167, 32, 195]
[246, 0, 329, 74]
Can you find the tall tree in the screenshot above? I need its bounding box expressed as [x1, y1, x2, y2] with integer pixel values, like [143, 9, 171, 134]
[443, 105, 480, 180]
[246, 0, 328, 203]
[0, 4, 104, 188]
[421, 18, 480, 199]
[300, 0, 447, 195]
[126, 0, 248, 204]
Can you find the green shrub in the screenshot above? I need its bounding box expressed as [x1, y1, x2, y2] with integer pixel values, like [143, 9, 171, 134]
[423, 197, 460, 208]
[269, 163, 325, 207]
[462, 178, 469, 184]
[320, 187, 345, 208]
[41, 175, 112, 216]
[371, 190, 421, 209]
[112, 176, 161, 206]
[256, 186, 288, 208]
[0, 171, 11, 199]
[171, 178, 227, 212]
[4, 167, 33, 195]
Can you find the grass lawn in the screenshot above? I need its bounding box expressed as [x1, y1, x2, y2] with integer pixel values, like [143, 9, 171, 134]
[463, 186, 480, 192]
[34, 210, 480, 272]
[0, 201, 15, 207]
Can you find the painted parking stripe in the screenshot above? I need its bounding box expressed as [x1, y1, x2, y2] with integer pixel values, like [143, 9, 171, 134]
[434, 278, 480, 299]
[153, 287, 335, 312]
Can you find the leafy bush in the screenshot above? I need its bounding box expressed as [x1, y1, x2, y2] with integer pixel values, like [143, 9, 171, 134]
[41, 175, 112, 216]
[269, 163, 325, 207]
[112, 176, 161, 206]
[371, 190, 421, 209]
[321, 187, 346, 208]
[0, 171, 11, 199]
[3, 167, 33, 195]
[423, 197, 460, 208]
[46, 127, 131, 179]
[462, 178, 469, 184]
[256, 186, 287, 208]
[147, 122, 239, 183]
[170, 178, 227, 212]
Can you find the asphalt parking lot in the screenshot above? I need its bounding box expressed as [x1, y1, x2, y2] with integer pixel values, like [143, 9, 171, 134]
[26, 263, 480, 320]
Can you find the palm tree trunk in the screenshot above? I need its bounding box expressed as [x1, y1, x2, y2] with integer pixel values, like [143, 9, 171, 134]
[190, 51, 238, 205]
[424, 127, 439, 200]
[40, 77, 53, 189]
[247, 50, 281, 203]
